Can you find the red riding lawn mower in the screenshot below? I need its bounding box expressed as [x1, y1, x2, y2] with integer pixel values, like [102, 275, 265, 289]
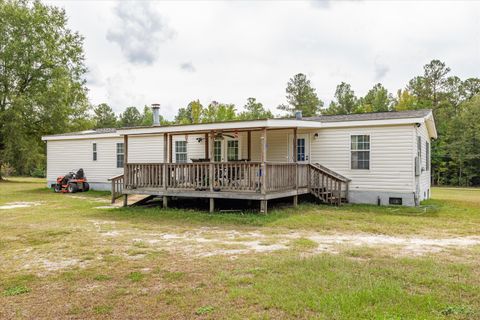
[52, 168, 90, 193]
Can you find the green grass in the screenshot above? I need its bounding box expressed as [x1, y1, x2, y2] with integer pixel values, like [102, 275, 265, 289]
[3, 285, 30, 297]
[0, 177, 479, 319]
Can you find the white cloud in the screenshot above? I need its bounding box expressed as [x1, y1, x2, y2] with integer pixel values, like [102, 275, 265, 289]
[48, 0, 480, 119]
[106, 1, 175, 65]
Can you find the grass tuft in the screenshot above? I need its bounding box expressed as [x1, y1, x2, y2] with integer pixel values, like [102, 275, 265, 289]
[3, 285, 30, 296]
[195, 305, 214, 315]
[127, 271, 144, 282]
[93, 305, 113, 315]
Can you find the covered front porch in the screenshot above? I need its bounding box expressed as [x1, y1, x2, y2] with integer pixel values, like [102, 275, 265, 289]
[112, 123, 349, 213]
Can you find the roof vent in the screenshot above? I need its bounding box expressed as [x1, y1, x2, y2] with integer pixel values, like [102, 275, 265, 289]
[151, 103, 160, 126]
[295, 110, 303, 120]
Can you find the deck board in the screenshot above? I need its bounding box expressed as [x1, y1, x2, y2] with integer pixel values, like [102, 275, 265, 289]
[123, 187, 309, 200]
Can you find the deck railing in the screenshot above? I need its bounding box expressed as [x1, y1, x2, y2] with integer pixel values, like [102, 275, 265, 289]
[123, 162, 349, 205]
[125, 162, 307, 193]
[308, 163, 350, 205]
[108, 174, 124, 204]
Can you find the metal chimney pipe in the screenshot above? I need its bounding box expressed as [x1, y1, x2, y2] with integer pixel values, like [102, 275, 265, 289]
[151, 103, 160, 126]
[295, 110, 303, 120]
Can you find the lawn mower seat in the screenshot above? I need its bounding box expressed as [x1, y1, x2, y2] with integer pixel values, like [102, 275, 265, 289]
[76, 168, 85, 179]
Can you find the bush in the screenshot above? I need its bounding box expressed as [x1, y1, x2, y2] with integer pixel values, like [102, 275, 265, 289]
[0, 163, 15, 178]
[30, 167, 46, 178]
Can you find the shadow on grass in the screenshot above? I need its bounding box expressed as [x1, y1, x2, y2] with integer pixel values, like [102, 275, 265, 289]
[89, 196, 443, 229]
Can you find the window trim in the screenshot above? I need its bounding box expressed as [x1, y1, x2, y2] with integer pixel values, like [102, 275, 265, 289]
[116, 142, 124, 168]
[350, 134, 370, 170]
[213, 140, 223, 162]
[226, 139, 240, 161]
[92, 142, 97, 161]
[175, 140, 188, 163]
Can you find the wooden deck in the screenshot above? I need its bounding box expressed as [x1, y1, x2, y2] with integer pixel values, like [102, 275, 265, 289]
[110, 162, 350, 213]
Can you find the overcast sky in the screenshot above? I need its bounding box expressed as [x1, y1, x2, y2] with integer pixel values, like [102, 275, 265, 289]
[46, 0, 480, 119]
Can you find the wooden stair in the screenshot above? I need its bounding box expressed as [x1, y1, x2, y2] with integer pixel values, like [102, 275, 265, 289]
[308, 163, 350, 205]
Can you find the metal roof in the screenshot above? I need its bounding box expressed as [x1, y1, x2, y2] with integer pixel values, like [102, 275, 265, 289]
[42, 109, 433, 139]
[305, 109, 432, 122]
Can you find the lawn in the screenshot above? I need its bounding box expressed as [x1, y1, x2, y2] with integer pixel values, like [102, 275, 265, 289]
[0, 178, 479, 319]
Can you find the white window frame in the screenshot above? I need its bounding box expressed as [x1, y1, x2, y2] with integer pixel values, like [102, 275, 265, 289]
[213, 140, 223, 162]
[92, 142, 97, 161]
[116, 143, 124, 168]
[226, 139, 240, 161]
[175, 140, 188, 163]
[351, 134, 370, 170]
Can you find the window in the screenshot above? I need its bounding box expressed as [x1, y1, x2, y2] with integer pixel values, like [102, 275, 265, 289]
[417, 136, 422, 160]
[175, 141, 187, 163]
[426, 141, 430, 171]
[116, 143, 124, 168]
[92, 143, 97, 161]
[351, 135, 370, 169]
[214, 140, 222, 162]
[227, 140, 239, 161]
[297, 138, 306, 161]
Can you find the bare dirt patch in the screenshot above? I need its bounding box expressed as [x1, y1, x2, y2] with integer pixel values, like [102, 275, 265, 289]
[0, 201, 43, 210]
[88, 221, 480, 258]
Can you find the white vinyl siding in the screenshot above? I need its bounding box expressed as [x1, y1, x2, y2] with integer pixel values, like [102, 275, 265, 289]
[310, 125, 415, 192]
[417, 124, 431, 200]
[128, 134, 164, 163]
[46, 137, 124, 183]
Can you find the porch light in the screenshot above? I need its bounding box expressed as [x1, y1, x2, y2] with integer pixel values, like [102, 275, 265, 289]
[314, 133, 319, 140]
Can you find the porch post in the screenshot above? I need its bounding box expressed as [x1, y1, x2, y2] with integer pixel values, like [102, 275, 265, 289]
[247, 130, 251, 161]
[168, 134, 173, 163]
[204, 133, 209, 159]
[209, 131, 214, 211]
[261, 127, 268, 214]
[163, 133, 168, 208]
[123, 134, 128, 207]
[293, 127, 298, 206]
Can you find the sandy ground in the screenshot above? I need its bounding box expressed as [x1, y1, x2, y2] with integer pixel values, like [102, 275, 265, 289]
[0, 201, 43, 210]
[8, 219, 479, 276]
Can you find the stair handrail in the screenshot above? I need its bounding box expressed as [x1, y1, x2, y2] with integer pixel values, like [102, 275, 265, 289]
[108, 174, 124, 204]
[309, 163, 351, 183]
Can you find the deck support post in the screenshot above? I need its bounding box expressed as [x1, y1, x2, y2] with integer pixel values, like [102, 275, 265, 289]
[123, 194, 128, 207]
[293, 195, 298, 207]
[260, 200, 268, 214]
[209, 198, 214, 213]
[163, 196, 168, 208]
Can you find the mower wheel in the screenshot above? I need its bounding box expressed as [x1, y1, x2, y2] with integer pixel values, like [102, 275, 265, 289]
[54, 184, 62, 193]
[67, 183, 79, 193]
[83, 182, 90, 192]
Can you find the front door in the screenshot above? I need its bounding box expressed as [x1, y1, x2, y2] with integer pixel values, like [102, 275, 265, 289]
[213, 140, 224, 162]
[213, 138, 240, 162]
[289, 134, 310, 163]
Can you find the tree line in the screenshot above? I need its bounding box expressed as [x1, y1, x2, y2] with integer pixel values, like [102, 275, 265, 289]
[1, 0, 479, 186]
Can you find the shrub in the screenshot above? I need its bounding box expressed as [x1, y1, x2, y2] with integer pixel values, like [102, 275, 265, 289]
[30, 167, 46, 178]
